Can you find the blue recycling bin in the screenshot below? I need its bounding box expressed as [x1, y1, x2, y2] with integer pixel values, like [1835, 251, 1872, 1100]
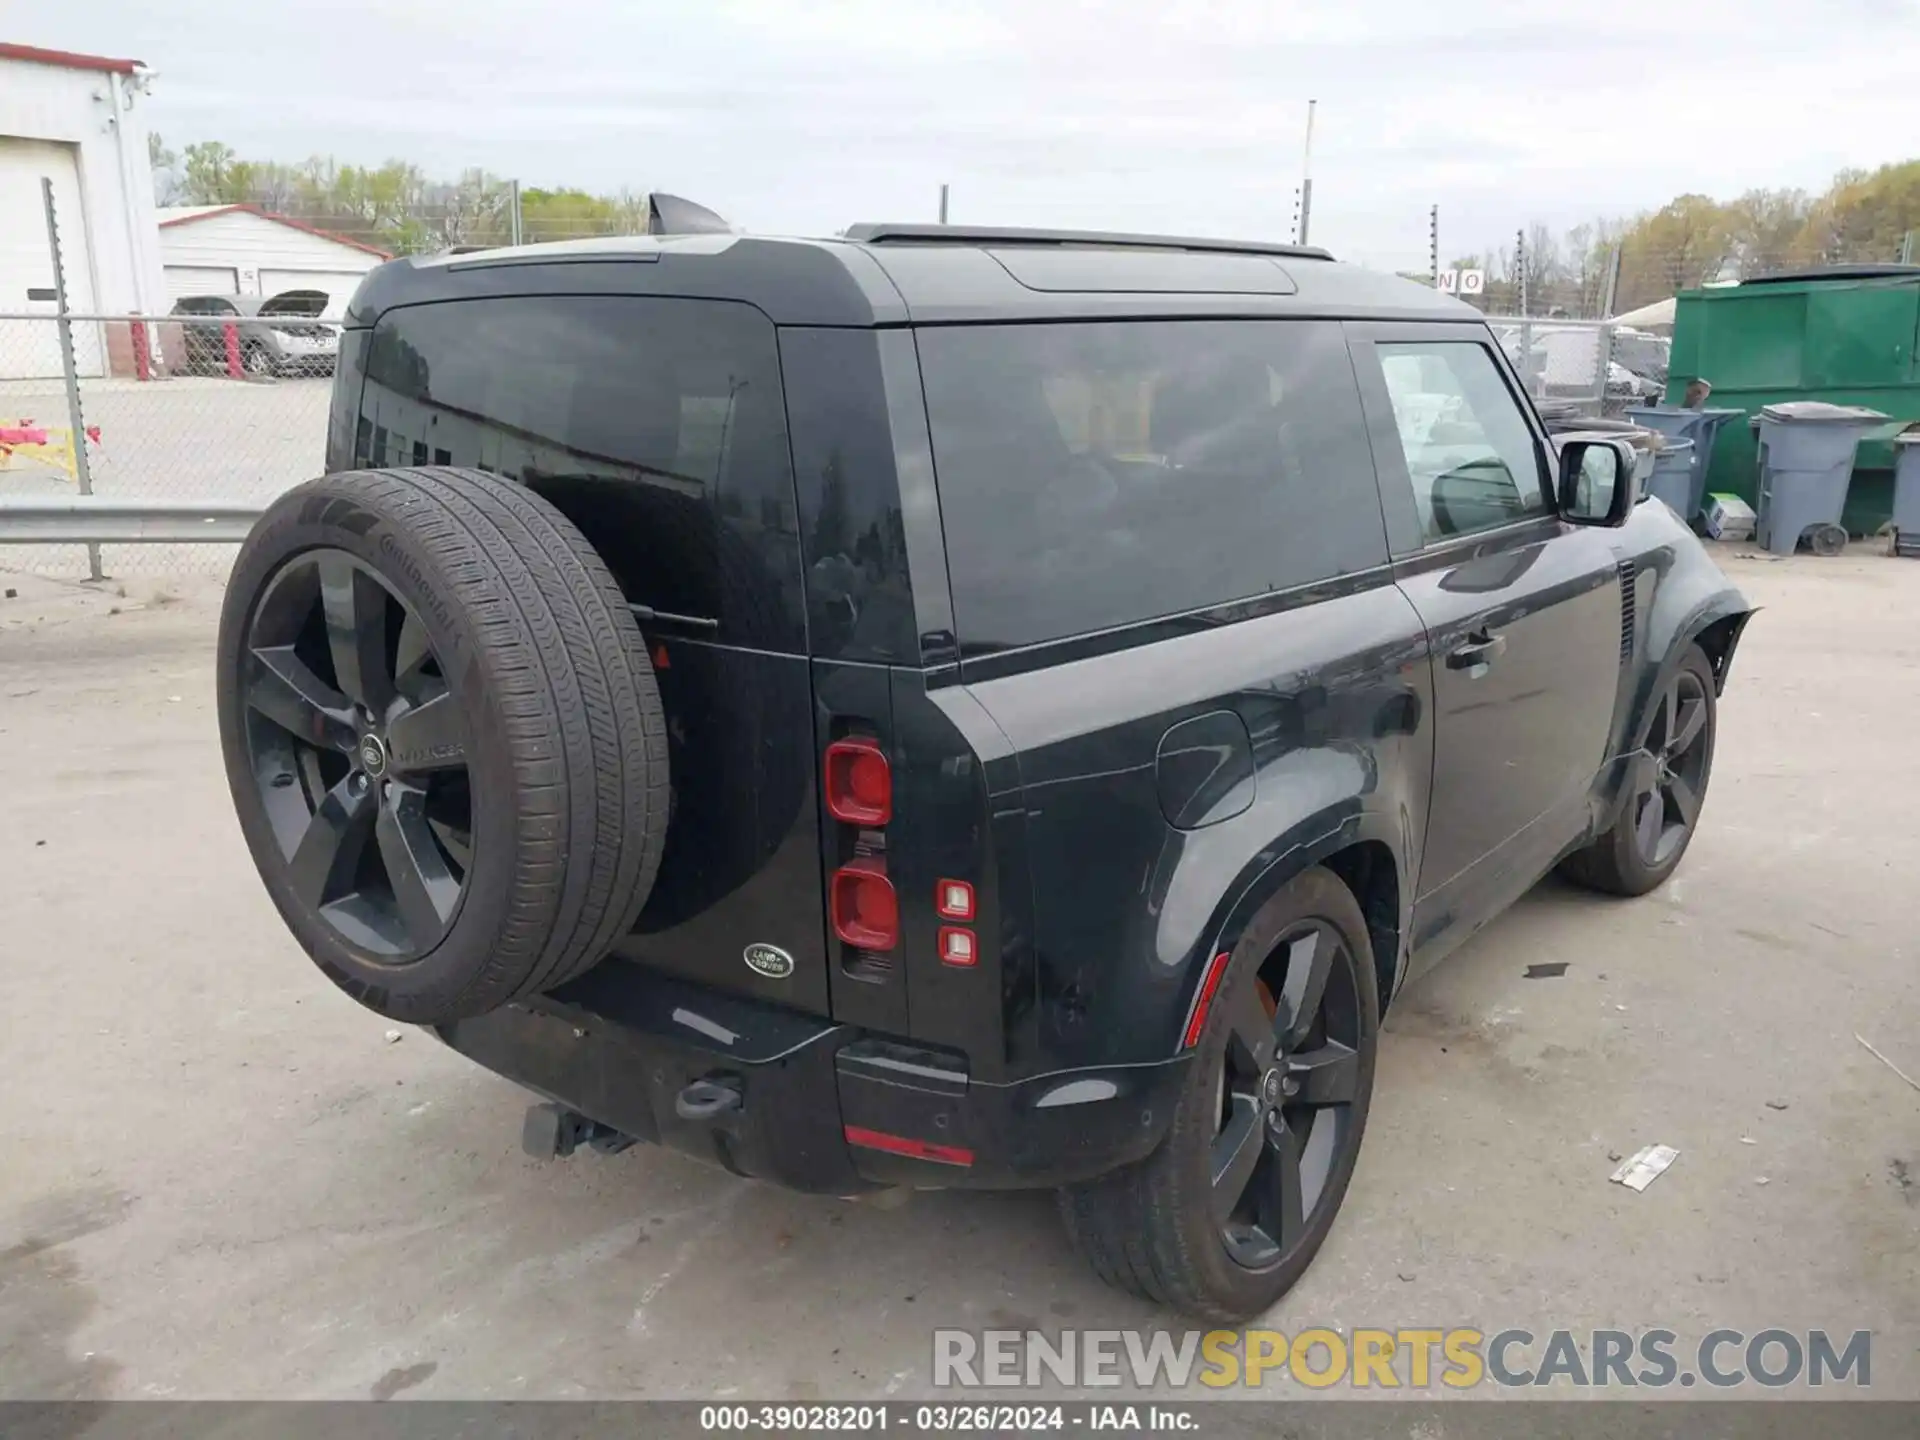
[1752, 401, 1889, 556]
[1645, 438, 1696, 518]
[1894, 426, 1920, 558]
[1625, 405, 1744, 524]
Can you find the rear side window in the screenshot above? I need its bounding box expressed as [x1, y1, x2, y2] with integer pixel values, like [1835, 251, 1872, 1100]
[917, 319, 1386, 653]
[358, 295, 805, 652]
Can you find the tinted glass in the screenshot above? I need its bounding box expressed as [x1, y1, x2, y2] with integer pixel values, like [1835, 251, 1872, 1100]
[358, 296, 804, 652]
[1375, 341, 1548, 543]
[918, 319, 1386, 652]
[780, 328, 918, 665]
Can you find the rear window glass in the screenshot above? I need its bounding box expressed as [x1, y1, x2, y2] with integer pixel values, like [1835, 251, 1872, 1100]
[917, 319, 1386, 652]
[357, 295, 805, 651]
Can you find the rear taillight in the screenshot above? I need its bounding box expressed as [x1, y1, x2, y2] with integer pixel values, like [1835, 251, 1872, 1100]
[831, 858, 899, 950]
[825, 736, 891, 826]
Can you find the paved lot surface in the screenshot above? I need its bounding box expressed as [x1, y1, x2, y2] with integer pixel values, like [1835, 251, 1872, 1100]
[2, 548, 1917, 1406]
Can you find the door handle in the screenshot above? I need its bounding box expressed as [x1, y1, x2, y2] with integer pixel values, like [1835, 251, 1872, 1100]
[1446, 630, 1508, 671]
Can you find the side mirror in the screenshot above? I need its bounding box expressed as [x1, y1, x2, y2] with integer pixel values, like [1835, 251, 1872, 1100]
[1557, 437, 1641, 527]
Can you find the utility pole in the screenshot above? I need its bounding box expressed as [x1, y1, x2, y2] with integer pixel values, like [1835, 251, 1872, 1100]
[1429, 204, 1440, 288]
[1516, 228, 1528, 317]
[938, 183, 949, 225]
[509, 179, 523, 246]
[1297, 99, 1317, 246]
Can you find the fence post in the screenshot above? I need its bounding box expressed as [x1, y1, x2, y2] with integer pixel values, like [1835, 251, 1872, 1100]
[1599, 244, 1622, 321]
[131, 318, 151, 382]
[41, 176, 101, 581]
[224, 320, 243, 378]
[1595, 323, 1613, 415]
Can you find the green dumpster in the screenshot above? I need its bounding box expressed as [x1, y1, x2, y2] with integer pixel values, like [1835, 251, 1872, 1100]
[1664, 265, 1920, 536]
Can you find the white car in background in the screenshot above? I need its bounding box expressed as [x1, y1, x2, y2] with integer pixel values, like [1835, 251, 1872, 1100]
[169, 289, 341, 379]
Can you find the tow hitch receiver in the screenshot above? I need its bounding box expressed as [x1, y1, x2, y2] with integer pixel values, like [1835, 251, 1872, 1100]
[521, 1102, 634, 1159]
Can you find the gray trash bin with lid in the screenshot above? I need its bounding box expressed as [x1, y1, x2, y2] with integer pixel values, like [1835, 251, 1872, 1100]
[1894, 425, 1920, 558]
[1752, 401, 1889, 555]
[1625, 405, 1744, 524]
[1644, 438, 1696, 517]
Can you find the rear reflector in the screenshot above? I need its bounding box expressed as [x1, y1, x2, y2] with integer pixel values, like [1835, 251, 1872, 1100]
[1181, 951, 1234, 1049]
[825, 736, 892, 826]
[830, 858, 899, 950]
[937, 926, 977, 967]
[844, 1124, 973, 1167]
[935, 878, 975, 921]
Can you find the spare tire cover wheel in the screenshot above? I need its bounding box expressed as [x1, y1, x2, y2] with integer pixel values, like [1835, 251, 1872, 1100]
[216, 467, 668, 1024]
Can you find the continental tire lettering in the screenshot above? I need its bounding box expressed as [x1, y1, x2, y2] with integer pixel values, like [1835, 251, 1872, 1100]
[377, 530, 456, 636]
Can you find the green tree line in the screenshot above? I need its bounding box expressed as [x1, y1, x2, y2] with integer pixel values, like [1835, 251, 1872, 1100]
[149, 136, 649, 253]
[1446, 159, 1920, 317]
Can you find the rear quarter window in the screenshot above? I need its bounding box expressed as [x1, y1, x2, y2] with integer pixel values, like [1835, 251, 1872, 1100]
[917, 319, 1387, 654]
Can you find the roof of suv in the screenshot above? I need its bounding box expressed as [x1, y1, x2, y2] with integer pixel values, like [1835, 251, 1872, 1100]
[345, 224, 1481, 329]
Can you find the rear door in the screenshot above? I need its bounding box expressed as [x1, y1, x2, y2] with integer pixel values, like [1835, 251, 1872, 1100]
[353, 294, 832, 1014]
[1347, 323, 1623, 958]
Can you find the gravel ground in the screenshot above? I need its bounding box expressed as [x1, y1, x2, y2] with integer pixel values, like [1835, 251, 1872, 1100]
[1, 547, 1916, 1408]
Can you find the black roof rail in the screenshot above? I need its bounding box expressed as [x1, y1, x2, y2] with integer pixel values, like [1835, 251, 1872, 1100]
[842, 223, 1333, 262]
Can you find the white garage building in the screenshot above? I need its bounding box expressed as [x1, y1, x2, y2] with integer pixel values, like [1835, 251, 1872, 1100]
[0, 42, 169, 378]
[158, 206, 389, 319]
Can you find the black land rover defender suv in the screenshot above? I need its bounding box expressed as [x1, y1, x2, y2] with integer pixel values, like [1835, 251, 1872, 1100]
[216, 223, 1752, 1319]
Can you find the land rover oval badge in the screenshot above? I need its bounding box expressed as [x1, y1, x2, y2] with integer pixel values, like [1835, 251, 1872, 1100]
[743, 943, 795, 979]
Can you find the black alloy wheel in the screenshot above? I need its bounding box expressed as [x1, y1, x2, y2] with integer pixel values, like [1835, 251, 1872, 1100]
[1211, 920, 1365, 1270]
[1558, 643, 1718, 897]
[1628, 664, 1711, 869]
[1059, 866, 1379, 1320]
[240, 547, 472, 961]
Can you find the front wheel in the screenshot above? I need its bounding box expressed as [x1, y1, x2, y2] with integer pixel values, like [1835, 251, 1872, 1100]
[1561, 643, 1717, 896]
[1060, 867, 1379, 1321]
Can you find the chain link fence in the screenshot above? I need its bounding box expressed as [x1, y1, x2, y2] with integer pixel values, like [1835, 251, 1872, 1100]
[0, 312, 330, 579]
[1482, 317, 1625, 416]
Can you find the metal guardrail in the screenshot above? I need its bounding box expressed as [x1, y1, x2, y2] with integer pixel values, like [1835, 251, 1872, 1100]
[0, 496, 263, 544]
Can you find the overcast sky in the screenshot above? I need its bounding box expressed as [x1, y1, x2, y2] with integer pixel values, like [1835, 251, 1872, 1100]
[25, 0, 1920, 269]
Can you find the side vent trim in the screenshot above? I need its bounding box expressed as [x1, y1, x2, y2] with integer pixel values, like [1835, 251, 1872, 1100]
[1618, 559, 1637, 665]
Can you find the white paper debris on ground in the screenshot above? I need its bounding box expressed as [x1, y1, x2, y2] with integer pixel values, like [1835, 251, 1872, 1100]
[384, 1029, 403, 1044]
[1610, 1144, 1680, 1192]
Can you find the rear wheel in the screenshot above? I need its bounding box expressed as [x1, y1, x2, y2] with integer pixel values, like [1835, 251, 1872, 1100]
[1060, 868, 1379, 1321]
[217, 466, 669, 1022]
[1560, 644, 1716, 896]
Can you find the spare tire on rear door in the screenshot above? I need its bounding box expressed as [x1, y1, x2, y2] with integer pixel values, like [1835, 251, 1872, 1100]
[215, 466, 669, 1024]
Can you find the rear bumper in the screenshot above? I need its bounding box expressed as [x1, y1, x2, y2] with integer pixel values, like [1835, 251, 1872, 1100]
[436, 963, 1187, 1194]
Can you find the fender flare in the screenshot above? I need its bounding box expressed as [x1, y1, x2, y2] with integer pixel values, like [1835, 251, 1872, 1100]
[1173, 807, 1410, 1050]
